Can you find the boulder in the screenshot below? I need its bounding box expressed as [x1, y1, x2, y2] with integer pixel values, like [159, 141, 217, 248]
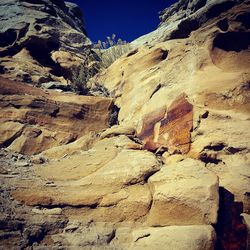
[147, 159, 219, 226]
[12, 136, 160, 220]
[129, 225, 216, 250]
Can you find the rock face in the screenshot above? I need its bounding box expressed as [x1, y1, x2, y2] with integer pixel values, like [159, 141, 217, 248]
[0, 0, 97, 85]
[137, 94, 193, 153]
[0, 77, 113, 154]
[147, 159, 219, 226]
[0, 0, 250, 249]
[130, 225, 216, 250]
[132, 0, 247, 46]
[95, 0, 250, 212]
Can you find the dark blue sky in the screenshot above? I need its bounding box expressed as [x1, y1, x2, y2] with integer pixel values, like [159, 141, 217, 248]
[68, 0, 177, 43]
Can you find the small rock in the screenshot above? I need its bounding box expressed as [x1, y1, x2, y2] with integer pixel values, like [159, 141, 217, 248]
[32, 207, 62, 215]
[163, 154, 185, 165]
[12, 157, 18, 162]
[1, 174, 18, 178]
[41, 81, 71, 91]
[17, 154, 25, 161]
[31, 156, 46, 165]
[15, 162, 30, 167]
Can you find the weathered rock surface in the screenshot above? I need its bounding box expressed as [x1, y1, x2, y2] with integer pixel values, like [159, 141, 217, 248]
[147, 159, 219, 226]
[132, 0, 247, 46]
[137, 94, 193, 153]
[12, 136, 160, 213]
[0, 0, 98, 85]
[1, 137, 220, 248]
[0, 77, 113, 154]
[95, 0, 250, 213]
[129, 225, 216, 250]
[0, 149, 68, 249]
[0, 0, 250, 249]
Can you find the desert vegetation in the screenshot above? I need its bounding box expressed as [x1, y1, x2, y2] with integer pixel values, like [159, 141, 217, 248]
[71, 34, 131, 95]
[93, 34, 132, 67]
[70, 54, 98, 95]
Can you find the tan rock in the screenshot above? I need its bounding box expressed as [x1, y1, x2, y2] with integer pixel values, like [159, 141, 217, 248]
[90, 185, 152, 222]
[147, 159, 219, 226]
[205, 153, 250, 212]
[191, 109, 250, 210]
[40, 132, 98, 160]
[162, 153, 185, 165]
[0, 121, 24, 147]
[100, 124, 135, 139]
[35, 138, 122, 181]
[32, 207, 62, 215]
[12, 137, 160, 213]
[130, 225, 216, 250]
[51, 51, 82, 70]
[75, 149, 160, 188]
[93, 1, 250, 216]
[0, 77, 113, 154]
[2, 1, 250, 249]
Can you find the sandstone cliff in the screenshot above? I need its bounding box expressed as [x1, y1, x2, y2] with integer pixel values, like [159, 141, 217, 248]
[132, 0, 247, 46]
[0, 0, 98, 86]
[0, 77, 114, 155]
[0, 0, 250, 249]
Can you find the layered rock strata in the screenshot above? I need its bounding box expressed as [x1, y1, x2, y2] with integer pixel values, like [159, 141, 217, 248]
[0, 0, 98, 85]
[95, 2, 250, 214]
[0, 0, 249, 249]
[0, 77, 113, 155]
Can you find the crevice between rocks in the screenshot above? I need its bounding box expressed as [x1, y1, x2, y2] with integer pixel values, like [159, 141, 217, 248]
[0, 127, 25, 148]
[149, 83, 162, 100]
[215, 187, 248, 249]
[38, 203, 99, 210]
[134, 233, 151, 242]
[107, 229, 116, 244]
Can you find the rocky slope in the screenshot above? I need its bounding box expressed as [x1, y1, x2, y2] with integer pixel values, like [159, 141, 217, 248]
[0, 77, 114, 155]
[0, 0, 250, 249]
[0, 0, 98, 87]
[96, 0, 250, 211]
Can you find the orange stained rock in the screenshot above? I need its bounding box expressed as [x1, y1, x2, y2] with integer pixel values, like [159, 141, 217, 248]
[138, 94, 193, 154]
